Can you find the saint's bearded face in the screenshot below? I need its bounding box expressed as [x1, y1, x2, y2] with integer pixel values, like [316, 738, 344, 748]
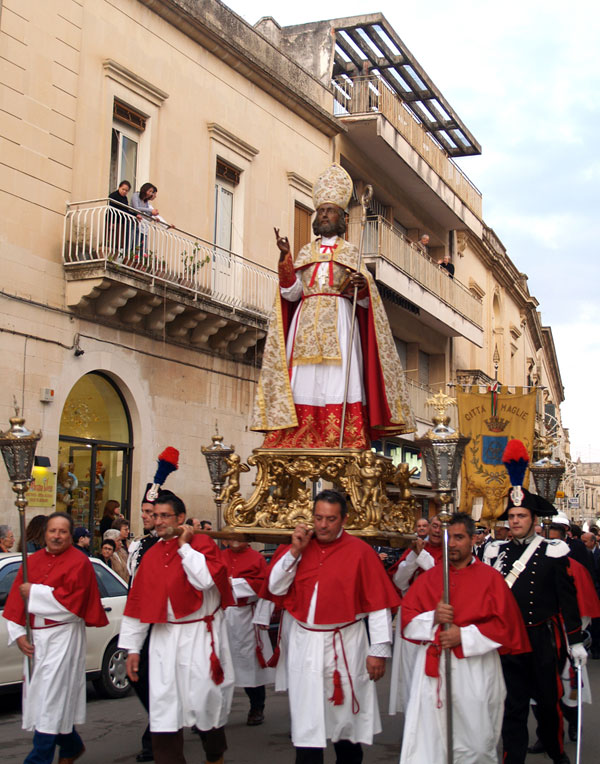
[312, 204, 347, 237]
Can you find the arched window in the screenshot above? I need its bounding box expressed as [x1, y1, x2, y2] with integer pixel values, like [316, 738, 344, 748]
[57, 373, 132, 545]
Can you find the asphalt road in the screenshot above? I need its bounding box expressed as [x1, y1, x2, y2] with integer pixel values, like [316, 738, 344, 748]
[1, 662, 598, 763]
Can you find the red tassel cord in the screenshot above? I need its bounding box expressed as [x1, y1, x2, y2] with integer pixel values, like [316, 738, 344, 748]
[254, 624, 268, 669]
[328, 628, 360, 714]
[205, 615, 224, 685]
[266, 614, 283, 668]
[330, 668, 344, 705]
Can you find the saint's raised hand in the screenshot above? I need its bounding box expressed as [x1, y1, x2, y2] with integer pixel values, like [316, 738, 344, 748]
[274, 227, 291, 260]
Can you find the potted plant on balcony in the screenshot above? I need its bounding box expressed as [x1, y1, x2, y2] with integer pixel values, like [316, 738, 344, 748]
[178, 244, 210, 289]
[152, 257, 169, 280]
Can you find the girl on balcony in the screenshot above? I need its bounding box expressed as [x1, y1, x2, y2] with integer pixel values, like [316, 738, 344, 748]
[131, 183, 172, 263]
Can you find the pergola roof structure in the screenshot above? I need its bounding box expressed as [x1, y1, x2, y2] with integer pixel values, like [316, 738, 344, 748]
[330, 14, 481, 158]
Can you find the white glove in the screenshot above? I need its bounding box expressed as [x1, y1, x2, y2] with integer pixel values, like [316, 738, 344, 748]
[569, 643, 588, 667]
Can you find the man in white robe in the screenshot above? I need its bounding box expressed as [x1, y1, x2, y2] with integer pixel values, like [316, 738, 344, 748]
[388, 515, 443, 715]
[399, 513, 530, 764]
[3, 512, 108, 764]
[119, 492, 234, 764]
[221, 539, 274, 726]
[265, 489, 400, 764]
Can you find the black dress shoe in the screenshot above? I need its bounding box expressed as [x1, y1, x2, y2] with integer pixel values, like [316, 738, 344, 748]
[527, 739, 545, 754]
[553, 754, 570, 764]
[568, 720, 577, 742]
[247, 708, 265, 726]
[136, 751, 154, 762]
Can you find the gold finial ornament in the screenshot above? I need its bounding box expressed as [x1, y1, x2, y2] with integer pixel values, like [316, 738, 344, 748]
[425, 391, 457, 428]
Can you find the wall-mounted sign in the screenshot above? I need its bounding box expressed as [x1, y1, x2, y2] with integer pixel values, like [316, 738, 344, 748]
[29, 467, 56, 508]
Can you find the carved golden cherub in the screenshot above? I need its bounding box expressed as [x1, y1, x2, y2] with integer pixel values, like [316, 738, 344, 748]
[219, 453, 250, 505]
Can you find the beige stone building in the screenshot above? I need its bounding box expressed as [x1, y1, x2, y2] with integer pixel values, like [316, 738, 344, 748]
[0, 0, 568, 537]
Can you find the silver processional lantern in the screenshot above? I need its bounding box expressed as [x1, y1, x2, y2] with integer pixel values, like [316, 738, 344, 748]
[529, 436, 565, 506]
[415, 391, 470, 506]
[0, 411, 41, 489]
[201, 423, 234, 530]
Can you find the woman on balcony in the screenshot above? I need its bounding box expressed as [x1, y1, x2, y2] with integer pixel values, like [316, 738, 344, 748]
[131, 183, 172, 263]
[108, 180, 141, 257]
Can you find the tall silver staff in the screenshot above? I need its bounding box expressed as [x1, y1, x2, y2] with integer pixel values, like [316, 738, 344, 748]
[439, 509, 454, 764]
[576, 664, 583, 764]
[339, 185, 373, 448]
[416, 392, 470, 764]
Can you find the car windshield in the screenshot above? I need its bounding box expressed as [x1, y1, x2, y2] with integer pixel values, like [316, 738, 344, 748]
[0, 561, 21, 608]
[93, 561, 128, 598]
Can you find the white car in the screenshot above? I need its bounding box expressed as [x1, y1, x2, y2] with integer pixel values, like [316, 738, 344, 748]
[0, 552, 130, 698]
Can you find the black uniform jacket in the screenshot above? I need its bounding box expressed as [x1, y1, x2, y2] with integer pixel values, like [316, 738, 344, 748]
[484, 537, 582, 643]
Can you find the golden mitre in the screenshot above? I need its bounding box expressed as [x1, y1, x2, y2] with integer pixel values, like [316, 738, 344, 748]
[313, 163, 353, 211]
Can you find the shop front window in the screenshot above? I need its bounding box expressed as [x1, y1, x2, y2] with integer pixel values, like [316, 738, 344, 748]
[58, 373, 132, 548]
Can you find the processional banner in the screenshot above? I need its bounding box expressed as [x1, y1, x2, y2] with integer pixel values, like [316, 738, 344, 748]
[457, 386, 536, 522]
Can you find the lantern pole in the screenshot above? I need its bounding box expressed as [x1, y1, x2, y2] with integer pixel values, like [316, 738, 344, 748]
[415, 391, 470, 764]
[0, 407, 42, 675]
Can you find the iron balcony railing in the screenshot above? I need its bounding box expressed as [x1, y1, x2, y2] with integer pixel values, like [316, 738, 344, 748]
[62, 200, 278, 317]
[348, 216, 483, 328]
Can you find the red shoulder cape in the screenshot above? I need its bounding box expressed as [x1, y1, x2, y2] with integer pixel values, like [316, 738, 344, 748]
[387, 541, 444, 594]
[125, 535, 234, 623]
[401, 558, 530, 676]
[263, 531, 400, 623]
[222, 546, 267, 596]
[568, 558, 600, 619]
[3, 546, 108, 628]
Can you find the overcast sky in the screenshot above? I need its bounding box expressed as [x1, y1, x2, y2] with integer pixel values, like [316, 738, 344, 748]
[226, 0, 600, 461]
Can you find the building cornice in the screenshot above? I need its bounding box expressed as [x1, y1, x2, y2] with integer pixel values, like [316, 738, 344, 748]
[103, 59, 170, 106]
[139, 0, 344, 138]
[207, 123, 259, 162]
[286, 171, 313, 198]
[541, 326, 565, 403]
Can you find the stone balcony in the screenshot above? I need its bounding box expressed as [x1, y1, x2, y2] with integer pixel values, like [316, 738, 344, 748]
[333, 76, 483, 226]
[348, 216, 484, 346]
[62, 201, 277, 359]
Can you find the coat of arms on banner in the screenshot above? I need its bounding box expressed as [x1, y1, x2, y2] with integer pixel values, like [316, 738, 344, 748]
[457, 387, 536, 521]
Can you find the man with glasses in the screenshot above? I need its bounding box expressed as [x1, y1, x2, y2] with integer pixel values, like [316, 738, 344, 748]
[119, 492, 234, 764]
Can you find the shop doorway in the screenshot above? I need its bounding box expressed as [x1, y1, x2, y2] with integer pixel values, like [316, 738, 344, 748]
[57, 372, 132, 548]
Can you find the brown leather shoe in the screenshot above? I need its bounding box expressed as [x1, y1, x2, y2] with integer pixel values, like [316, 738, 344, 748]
[58, 744, 86, 764]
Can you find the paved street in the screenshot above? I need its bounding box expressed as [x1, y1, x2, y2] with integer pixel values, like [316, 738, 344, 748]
[1, 661, 598, 763]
